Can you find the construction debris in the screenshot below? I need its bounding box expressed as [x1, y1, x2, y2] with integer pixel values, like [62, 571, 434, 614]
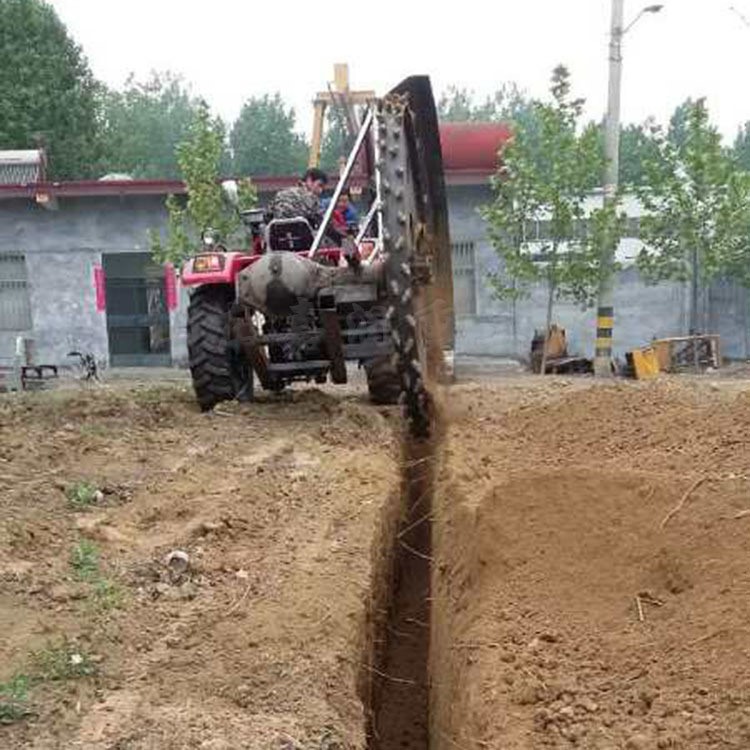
[651, 334, 721, 372]
[530, 325, 593, 375]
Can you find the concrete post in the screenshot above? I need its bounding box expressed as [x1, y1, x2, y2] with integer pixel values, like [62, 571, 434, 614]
[594, 0, 624, 377]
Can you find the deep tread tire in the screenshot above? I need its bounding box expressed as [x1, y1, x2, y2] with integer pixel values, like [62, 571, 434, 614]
[365, 356, 401, 405]
[187, 285, 237, 411]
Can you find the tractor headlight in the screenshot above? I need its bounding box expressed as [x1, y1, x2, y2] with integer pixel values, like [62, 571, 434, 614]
[193, 254, 225, 272]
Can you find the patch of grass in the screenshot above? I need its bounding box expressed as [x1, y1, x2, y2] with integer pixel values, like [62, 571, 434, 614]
[69, 539, 127, 613]
[91, 578, 125, 612]
[65, 481, 100, 509]
[0, 674, 31, 725]
[31, 640, 96, 682]
[78, 423, 112, 438]
[70, 539, 99, 581]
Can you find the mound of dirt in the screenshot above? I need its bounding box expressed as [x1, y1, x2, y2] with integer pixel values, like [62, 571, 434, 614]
[434, 379, 750, 750]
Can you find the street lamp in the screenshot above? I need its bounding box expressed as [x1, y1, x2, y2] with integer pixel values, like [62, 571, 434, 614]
[593, 1, 664, 377]
[624, 4, 664, 33]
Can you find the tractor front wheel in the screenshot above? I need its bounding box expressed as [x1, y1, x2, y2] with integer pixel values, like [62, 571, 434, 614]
[188, 284, 244, 411]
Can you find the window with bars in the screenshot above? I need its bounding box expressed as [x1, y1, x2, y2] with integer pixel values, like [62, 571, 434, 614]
[451, 240, 477, 316]
[0, 253, 32, 331]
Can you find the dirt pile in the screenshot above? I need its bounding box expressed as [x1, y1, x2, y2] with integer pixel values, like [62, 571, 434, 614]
[434, 379, 750, 749]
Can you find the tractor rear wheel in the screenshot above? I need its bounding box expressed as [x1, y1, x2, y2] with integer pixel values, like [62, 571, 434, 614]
[187, 284, 240, 411]
[365, 356, 401, 405]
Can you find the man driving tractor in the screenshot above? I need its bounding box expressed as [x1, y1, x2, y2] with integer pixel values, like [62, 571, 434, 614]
[269, 167, 328, 225]
[269, 167, 359, 262]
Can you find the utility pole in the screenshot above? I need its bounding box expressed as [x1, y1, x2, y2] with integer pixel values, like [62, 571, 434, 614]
[594, 0, 623, 377]
[594, 1, 663, 376]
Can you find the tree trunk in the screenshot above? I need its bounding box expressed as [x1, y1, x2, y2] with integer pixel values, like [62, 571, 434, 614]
[511, 278, 518, 357]
[540, 280, 555, 376]
[690, 244, 700, 373]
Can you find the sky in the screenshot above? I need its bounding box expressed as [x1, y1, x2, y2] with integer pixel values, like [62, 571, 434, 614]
[49, 0, 750, 141]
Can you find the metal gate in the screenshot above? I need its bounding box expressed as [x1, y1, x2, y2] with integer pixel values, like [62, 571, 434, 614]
[103, 253, 171, 367]
[0, 253, 32, 331]
[0, 253, 33, 362]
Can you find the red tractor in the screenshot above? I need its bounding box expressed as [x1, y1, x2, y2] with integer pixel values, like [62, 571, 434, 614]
[181, 77, 453, 437]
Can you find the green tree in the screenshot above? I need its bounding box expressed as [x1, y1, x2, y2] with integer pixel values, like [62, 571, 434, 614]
[151, 102, 257, 264]
[0, 0, 101, 178]
[579, 120, 659, 188]
[319, 108, 350, 173]
[481, 66, 620, 373]
[438, 83, 530, 123]
[97, 72, 204, 179]
[732, 121, 750, 172]
[618, 122, 660, 187]
[438, 86, 477, 121]
[636, 98, 750, 335]
[230, 93, 308, 176]
[667, 98, 698, 151]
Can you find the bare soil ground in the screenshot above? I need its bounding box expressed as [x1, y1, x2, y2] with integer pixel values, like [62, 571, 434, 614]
[434, 377, 750, 749]
[0, 382, 400, 749]
[3, 374, 750, 749]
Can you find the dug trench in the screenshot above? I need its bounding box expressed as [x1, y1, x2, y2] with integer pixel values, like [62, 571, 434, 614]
[5, 377, 750, 748]
[362, 427, 440, 750]
[364, 376, 750, 750]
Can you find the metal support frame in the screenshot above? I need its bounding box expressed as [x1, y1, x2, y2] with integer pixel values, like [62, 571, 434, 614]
[320, 308, 347, 383]
[361, 117, 385, 266]
[355, 200, 381, 244]
[309, 108, 374, 259]
[234, 312, 272, 390]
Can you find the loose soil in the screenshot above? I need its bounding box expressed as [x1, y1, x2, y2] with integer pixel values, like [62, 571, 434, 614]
[434, 377, 750, 749]
[3, 375, 750, 749]
[0, 382, 400, 749]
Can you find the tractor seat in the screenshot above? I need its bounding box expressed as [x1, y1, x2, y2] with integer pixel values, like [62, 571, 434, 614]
[267, 218, 315, 252]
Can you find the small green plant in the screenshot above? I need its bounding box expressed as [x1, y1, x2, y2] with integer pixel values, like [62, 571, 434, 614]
[78, 423, 111, 438]
[31, 641, 96, 682]
[70, 539, 99, 581]
[91, 579, 125, 612]
[65, 481, 99, 509]
[69, 539, 126, 613]
[0, 674, 31, 725]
